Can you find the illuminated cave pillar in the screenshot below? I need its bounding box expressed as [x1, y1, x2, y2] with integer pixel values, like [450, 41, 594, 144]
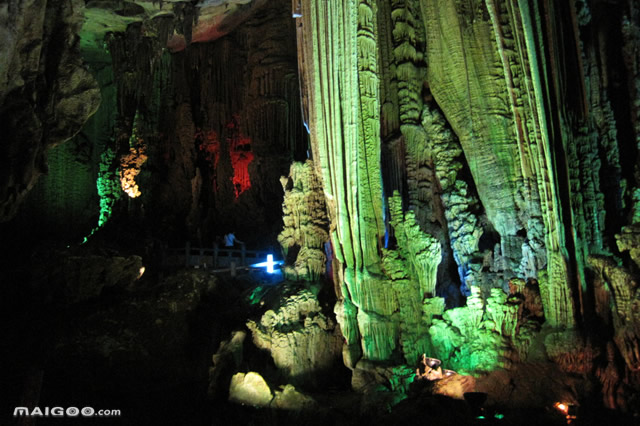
[513, 0, 576, 328]
[421, 0, 576, 328]
[297, 0, 391, 362]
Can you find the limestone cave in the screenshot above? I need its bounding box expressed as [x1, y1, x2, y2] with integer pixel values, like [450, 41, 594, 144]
[1, 0, 640, 425]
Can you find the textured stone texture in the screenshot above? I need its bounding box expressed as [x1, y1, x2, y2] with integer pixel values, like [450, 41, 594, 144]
[0, 0, 100, 221]
[229, 371, 273, 407]
[80, 1, 265, 58]
[589, 255, 640, 372]
[246, 287, 343, 388]
[296, 0, 388, 366]
[278, 160, 330, 281]
[35, 0, 306, 242]
[271, 384, 317, 411]
[2, 0, 640, 414]
[423, 0, 521, 238]
[617, 224, 640, 270]
[422, 103, 484, 293]
[427, 286, 535, 374]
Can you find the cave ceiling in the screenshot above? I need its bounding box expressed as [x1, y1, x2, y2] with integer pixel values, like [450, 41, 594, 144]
[80, 0, 262, 61]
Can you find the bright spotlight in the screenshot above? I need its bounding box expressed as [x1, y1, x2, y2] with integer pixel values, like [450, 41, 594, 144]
[267, 254, 274, 273]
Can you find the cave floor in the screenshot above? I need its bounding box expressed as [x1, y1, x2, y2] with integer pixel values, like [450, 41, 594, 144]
[2, 268, 637, 426]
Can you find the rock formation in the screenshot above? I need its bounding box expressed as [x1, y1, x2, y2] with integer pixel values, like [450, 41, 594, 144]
[0, 0, 100, 221]
[246, 286, 343, 389]
[296, 1, 639, 394]
[278, 160, 330, 281]
[1, 0, 640, 421]
[229, 371, 273, 407]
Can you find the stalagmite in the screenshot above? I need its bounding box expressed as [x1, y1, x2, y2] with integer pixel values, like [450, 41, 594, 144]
[278, 160, 330, 281]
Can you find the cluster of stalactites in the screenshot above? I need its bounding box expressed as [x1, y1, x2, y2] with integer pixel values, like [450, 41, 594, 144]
[389, 191, 441, 297]
[383, 191, 444, 362]
[119, 123, 148, 200]
[421, 102, 483, 292]
[97, 148, 122, 227]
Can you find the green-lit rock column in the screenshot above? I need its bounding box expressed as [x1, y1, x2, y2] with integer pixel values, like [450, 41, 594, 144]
[297, 0, 394, 362]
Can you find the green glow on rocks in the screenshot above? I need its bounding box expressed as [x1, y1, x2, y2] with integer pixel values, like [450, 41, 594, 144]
[429, 287, 509, 374]
[97, 147, 121, 228]
[389, 194, 441, 298]
[384, 191, 443, 362]
[299, 0, 388, 362]
[80, 147, 121, 244]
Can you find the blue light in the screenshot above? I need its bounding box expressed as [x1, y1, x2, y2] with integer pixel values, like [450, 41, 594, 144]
[267, 254, 274, 273]
[250, 254, 283, 274]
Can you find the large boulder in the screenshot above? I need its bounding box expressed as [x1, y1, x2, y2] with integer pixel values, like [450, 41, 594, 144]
[228, 371, 273, 407]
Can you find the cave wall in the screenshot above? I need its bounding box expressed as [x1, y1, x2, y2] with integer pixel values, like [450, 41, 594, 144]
[3, 0, 305, 246]
[0, 0, 100, 222]
[147, 1, 307, 243]
[0, 0, 639, 407]
[297, 0, 640, 392]
[15, 60, 117, 239]
[102, 0, 306, 245]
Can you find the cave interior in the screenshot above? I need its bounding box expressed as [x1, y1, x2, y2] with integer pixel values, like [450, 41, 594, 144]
[1, 0, 640, 425]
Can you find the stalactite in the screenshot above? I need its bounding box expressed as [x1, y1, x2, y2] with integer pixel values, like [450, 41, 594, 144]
[482, 0, 579, 326]
[384, 192, 442, 362]
[97, 147, 121, 228]
[376, 0, 400, 140]
[428, 286, 515, 374]
[23, 140, 96, 236]
[357, 0, 386, 268]
[390, 0, 425, 125]
[589, 255, 640, 372]
[389, 0, 432, 227]
[485, 288, 519, 338]
[389, 192, 441, 297]
[298, 0, 388, 363]
[621, 6, 640, 171]
[226, 117, 254, 199]
[119, 146, 147, 199]
[422, 0, 523, 242]
[485, 0, 547, 279]
[422, 102, 483, 293]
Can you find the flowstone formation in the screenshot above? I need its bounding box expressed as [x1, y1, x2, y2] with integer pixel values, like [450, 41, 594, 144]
[421, 102, 484, 295]
[119, 145, 148, 199]
[278, 160, 330, 281]
[383, 192, 442, 363]
[1, 0, 640, 420]
[589, 255, 640, 372]
[297, 0, 640, 408]
[246, 286, 343, 389]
